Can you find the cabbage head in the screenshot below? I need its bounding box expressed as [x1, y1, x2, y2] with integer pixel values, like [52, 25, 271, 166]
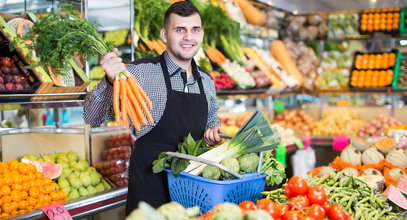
[220, 158, 240, 180]
[212, 202, 242, 220]
[203, 165, 221, 180]
[244, 209, 273, 220]
[238, 153, 260, 173]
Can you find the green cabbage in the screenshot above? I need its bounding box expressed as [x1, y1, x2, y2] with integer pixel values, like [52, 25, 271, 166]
[220, 158, 240, 180]
[238, 153, 260, 174]
[157, 202, 199, 220]
[212, 203, 242, 220]
[202, 165, 221, 180]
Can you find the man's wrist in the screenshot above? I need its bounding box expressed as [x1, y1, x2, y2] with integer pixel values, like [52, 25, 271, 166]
[105, 75, 113, 86]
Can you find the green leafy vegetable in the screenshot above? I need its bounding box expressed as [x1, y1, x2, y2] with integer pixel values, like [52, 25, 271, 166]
[23, 3, 114, 75]
[134, 0, 170, 41]
[261, 151, 286, 186]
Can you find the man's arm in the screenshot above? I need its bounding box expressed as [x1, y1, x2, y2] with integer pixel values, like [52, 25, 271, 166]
[203, 78, 223, 145]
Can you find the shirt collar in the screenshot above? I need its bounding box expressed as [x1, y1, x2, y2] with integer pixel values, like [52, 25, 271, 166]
[163, 51, 201, 80]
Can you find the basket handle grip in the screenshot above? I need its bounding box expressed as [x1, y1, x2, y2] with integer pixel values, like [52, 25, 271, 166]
[164, 152, 244, 179]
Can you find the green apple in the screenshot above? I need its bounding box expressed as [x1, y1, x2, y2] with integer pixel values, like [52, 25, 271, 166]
[58, 161, 69, 169]
[85, 167, 97, 173]
[68, 177, 83, 189]
[101, 179, 112, 190]
[73, 159, 89, 171]
[69, 160, 77, 168]
[58, 178, 70, 189]
[78, 187, 89, 197]
[61, 187, 72, 196]
[80, 173, 92, 187]
[42, 155, 55, 163]
[68, 189, 79, 199]
[60, 168, 73, 179]
[57, 153, 68, 161]
[67, 150, 79, 162]
[86, 185, 96, 194]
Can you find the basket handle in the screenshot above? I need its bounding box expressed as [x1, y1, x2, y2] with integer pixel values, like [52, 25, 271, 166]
[164, 152, 244, 179]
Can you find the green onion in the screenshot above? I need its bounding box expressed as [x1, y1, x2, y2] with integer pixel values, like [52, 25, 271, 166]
[185, 111, 281, 175]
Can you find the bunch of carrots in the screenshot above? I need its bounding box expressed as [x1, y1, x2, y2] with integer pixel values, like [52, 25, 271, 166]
[205, 47, 227, 65]
[144, 40, 167, 55]
[113, 71, 154, 130]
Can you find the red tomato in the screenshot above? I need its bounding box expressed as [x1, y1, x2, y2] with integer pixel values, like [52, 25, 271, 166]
[321, 201, 331, 213]
[299, 216, 315, 220]
[257, 198, 281, 218]
[307, 204, 325, 220]
[307, 185, 327, 205]
[289, 196, 310, 210]
[279, 204, 290, 217]
[239, 201, 257, 211]
[285, 185, 295, 198]
[0, 57, 13, 67]
[287, 177, 309, 196]
[283, 210, 303, 220]
[328, 205, 347, 220]
[201, 210, 213, 220]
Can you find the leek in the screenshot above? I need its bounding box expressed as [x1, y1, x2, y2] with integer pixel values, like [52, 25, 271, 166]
[186, 111, 281, 175]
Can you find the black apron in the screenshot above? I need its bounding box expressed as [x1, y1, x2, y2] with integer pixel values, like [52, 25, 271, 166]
[126, 54, 208, 214]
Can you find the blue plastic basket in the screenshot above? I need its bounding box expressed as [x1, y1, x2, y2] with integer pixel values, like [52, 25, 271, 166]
[165, 169, 266, 214]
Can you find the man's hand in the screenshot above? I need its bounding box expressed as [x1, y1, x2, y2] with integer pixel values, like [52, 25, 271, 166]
[204, 127, 224, 146]
[100, 48, 126, 83]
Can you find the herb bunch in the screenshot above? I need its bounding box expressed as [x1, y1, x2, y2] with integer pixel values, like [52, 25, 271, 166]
[24, 4, 114, 74]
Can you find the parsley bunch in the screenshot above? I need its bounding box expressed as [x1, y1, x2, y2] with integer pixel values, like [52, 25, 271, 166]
[24, 4, 114, 74]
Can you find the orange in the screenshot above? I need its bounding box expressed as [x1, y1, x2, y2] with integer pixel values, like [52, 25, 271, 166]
[49, 182, 59, 191]
[27, 197, 36, 207]
[21, 183, 29, 192]
[10, 191, 21, 202]
[27, 164, 37, 173]
[9, 201, 18, 211]
[42, 195, 51, 204]
[11, 184, 22, 192]
[27, 181, 36, 189]
[42, 178, 52, 186]
[20, 191, 28, 200]
[3, 176, 13, 186]
[27, 173, 36, 181]
[0, 213, 9, 217]
[1, 196, 11, 204]
[29, 187, 39, 198]
[37, 195, 46, 204]
[1, 185, 11, 195]
[1, 202, 13, 214]
[34, 172, 43, 179]
[18, 200, 28, 210]
[57, 191, 67, 200]
[9, 159, 18, 171]
[49, 192, 59, 201]
[39, 186, 47, 195]
[34, 203, 43, 208]
[21, 174, 29, 183]
[18, 164, 29, 175]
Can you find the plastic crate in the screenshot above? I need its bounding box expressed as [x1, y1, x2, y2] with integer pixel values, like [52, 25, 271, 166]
[166, 169, 266, 214]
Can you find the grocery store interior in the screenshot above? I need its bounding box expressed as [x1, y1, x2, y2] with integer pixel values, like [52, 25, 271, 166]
[1, 0, 407, 219]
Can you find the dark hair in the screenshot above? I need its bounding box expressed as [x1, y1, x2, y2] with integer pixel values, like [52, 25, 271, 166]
[164, 1, 201, 29]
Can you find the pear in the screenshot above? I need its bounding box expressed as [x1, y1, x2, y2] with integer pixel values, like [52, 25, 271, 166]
[58, 161, 69, 169]
[87, 185, 96, 194]
[67, 171, 79, 180]
[85, 167, 97, 173]
[42, 155, 55, 163]
[90, 172, 101, 186]
[57, 153, 69, 161]
[61, 187, 72, 196]
[23, 154, 38, 161]
[67, 150, 79, 162]
[68, 189, 79, 199]
[78, 187, 89, 197]
[60, 168, 73, 179]
[69, 160, 77, 168]
[80, 173, 92, 187]
[95, 183, 105, 193]
[57, 157, 68, 164]
[73, 159, 89, 172]
[68, 177, 83, 189]
[58, 178, 70, 189]
[101, 179, 112, 190]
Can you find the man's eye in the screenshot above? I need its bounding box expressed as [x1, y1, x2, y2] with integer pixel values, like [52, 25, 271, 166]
[192, 28, 200, 33]
[176, 29, 184, 33]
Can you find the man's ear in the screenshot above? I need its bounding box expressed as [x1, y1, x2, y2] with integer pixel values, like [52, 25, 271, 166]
[160, 28, 167, 44]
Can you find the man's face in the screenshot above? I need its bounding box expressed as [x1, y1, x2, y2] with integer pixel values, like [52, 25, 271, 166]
[161, 13, 204, 62]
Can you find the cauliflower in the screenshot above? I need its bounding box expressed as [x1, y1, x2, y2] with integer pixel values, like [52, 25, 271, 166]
[157, 202, 199, 220]
[238, 153, 260, 173]
[220, 158, 240, 180]
[203, 165, 221, 180]
[244, 210, 273, 220]
[212, 203, 243, 220]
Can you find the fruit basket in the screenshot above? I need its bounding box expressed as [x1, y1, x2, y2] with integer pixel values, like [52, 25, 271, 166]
[349, 50, 400, 89]
[0, 12, 90, 101]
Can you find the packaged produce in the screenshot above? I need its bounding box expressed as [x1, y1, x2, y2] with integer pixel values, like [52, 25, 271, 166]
[328, 13, 359, 39]
[106, 132, 134, 148]
[316, 68, 350, 89]
[93, 159, 129, 176]
[360, 8, 400, 33]
[107, 172, 128, 187]
[101, 146, 132, 161]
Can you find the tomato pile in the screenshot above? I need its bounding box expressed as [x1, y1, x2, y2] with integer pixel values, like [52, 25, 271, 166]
[0, 159, 68, 217]
[198, 176, 352, 220]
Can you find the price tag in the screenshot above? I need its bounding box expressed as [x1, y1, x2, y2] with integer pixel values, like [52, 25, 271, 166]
[39, 203, 72, 220]
[302, 136, 311, 150]
[332, 135, 350, 151]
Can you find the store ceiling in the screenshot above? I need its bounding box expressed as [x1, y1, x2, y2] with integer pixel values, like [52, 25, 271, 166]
[265, 0, 407, 13]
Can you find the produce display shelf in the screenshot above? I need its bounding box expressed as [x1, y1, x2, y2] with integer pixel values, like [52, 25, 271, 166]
[12, 187, 127, 220]
[311, 136, 334, 147]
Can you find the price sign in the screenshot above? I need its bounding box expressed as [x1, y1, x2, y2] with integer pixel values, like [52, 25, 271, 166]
[39, 203, 72, 220]
[332, 135, 350, 151]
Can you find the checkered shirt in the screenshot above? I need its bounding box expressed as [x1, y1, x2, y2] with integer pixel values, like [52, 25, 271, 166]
[83, 52, 221, 138]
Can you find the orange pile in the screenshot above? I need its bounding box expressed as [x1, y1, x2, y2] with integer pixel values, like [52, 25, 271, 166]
[354, 53, 397, 69]
[360, 8, 400, 32]
[0, 159, 68, 217]
[350, 69, 393, 87]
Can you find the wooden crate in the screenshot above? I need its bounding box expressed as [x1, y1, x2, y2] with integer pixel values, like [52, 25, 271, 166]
[0, 12, 90, 101]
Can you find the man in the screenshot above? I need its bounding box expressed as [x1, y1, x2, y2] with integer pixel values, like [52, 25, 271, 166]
[83, 1, 223, 214]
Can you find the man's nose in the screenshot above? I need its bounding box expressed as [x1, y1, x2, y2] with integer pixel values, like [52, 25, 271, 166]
[183, 31, 192, 40]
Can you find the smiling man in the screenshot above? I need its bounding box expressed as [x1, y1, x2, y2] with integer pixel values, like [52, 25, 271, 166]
[83, 1, 223, 214]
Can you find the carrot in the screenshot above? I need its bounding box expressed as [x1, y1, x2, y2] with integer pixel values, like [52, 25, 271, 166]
[126, 97, 141, 131]
[126, 75, 153, 109]
[113, 76, 122, 123]
[125, 81, 147, 124]
[152, 40, 164, 55]
[145, 41, 155, 51]
[127, 78, 154, 123]
[157, 40, 167, 51]
[119, 75, 129, 127]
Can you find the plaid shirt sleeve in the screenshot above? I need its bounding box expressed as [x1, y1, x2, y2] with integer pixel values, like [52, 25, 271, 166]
[203, 74, 221, 129]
